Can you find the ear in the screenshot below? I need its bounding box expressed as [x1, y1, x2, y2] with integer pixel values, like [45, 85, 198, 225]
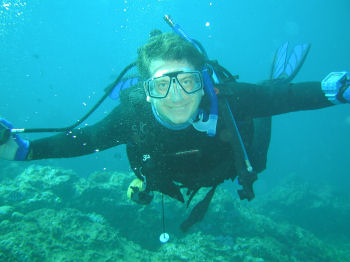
[144, 82, 151, 103]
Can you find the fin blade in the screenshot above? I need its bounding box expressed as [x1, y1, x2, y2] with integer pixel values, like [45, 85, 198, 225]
[108, 77, 139, 100]
[284, 43, 311, 82]
[271, 42, 289, 80]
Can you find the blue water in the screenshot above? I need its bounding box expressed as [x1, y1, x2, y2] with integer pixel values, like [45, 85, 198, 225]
[1, 0, 350, 193]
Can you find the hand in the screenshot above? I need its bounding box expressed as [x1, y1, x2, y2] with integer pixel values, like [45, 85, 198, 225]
[321, 72, 350, 104]
[342, 79, 350, 103]
[0, 119, 29, 161]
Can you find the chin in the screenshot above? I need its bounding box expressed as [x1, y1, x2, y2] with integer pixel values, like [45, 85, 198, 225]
[168, 115, 191, 125]
[169, 119, 187, 125]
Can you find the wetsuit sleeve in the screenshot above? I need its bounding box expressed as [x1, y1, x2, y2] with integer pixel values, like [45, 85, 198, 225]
[224, 81, 334, 119]
[27, 105, 131, 160]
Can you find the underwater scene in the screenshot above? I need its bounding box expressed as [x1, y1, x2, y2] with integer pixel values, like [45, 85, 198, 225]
[1, 0, 350, 261]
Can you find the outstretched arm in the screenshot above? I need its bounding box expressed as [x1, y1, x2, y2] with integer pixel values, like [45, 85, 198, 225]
[27, 106, 130, 160]
[224, 80, 334, 119]
[223, 42, 349, 119]
[0, 105, 130, 161]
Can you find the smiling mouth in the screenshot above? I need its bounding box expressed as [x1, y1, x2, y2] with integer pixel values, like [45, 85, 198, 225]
[167, 103, 189, 109]
[169, 105, 188, 111]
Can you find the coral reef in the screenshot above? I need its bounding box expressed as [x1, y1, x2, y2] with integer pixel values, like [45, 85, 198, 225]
[253, 177, 350, 240]
[0, 164, 348, 261]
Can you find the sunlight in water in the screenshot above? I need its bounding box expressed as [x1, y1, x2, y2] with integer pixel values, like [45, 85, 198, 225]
[0, 0, 28, 37]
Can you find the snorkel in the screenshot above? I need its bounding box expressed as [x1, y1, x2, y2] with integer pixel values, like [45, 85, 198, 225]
[163, 15, 218, 136]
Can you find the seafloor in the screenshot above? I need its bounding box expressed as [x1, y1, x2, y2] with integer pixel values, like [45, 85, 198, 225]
[0, 163, 349, 261]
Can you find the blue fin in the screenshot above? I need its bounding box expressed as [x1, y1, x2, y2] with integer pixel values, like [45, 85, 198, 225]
[108, 77, 139, 101]
[271, 42, 289, 80]
[270, 42, 311, 83]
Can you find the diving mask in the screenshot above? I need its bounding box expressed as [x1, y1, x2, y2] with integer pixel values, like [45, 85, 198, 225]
[145, 70, 203, 99]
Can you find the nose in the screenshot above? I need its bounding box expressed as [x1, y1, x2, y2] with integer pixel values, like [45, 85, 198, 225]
[169, 78, 184, 102]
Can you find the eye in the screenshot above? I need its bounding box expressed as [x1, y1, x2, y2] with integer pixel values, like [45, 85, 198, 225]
[180, 76, 194, 86]
[155, 80, 169, 92]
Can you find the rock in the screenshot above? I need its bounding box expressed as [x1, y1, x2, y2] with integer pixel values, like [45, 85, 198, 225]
[11, 211, 24, 221]
[0, 206, 14, 219]
[253, 177, 350, 238]
[0, 164, 348, 261]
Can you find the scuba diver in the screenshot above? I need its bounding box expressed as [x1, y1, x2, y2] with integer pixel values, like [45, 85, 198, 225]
[0, 16, 349, 236]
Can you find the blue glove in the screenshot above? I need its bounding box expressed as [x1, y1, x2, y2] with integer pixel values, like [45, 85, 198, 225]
[321, 72, 350, 104]
[0, 118, 29, 161]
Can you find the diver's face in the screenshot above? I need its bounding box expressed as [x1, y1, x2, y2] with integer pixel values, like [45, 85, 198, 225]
[145, 60, 204, 126]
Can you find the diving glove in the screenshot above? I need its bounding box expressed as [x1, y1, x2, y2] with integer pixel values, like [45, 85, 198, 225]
[321, 72, 350, 104]
[0, 119, 29, 161]
[127, 178, 153, 205]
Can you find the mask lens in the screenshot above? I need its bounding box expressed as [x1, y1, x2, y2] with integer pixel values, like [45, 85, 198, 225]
[177, 72, 202, 93]
[148, 76, 171, 98]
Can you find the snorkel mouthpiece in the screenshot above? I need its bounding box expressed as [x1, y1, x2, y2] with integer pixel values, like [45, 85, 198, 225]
[195, 68, 218, 136]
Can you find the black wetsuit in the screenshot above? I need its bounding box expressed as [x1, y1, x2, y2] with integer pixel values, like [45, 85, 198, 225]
[28, 81, 332, 212]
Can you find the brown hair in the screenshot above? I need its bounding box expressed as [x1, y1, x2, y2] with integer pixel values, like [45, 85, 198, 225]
[137, 31, 206, 80]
